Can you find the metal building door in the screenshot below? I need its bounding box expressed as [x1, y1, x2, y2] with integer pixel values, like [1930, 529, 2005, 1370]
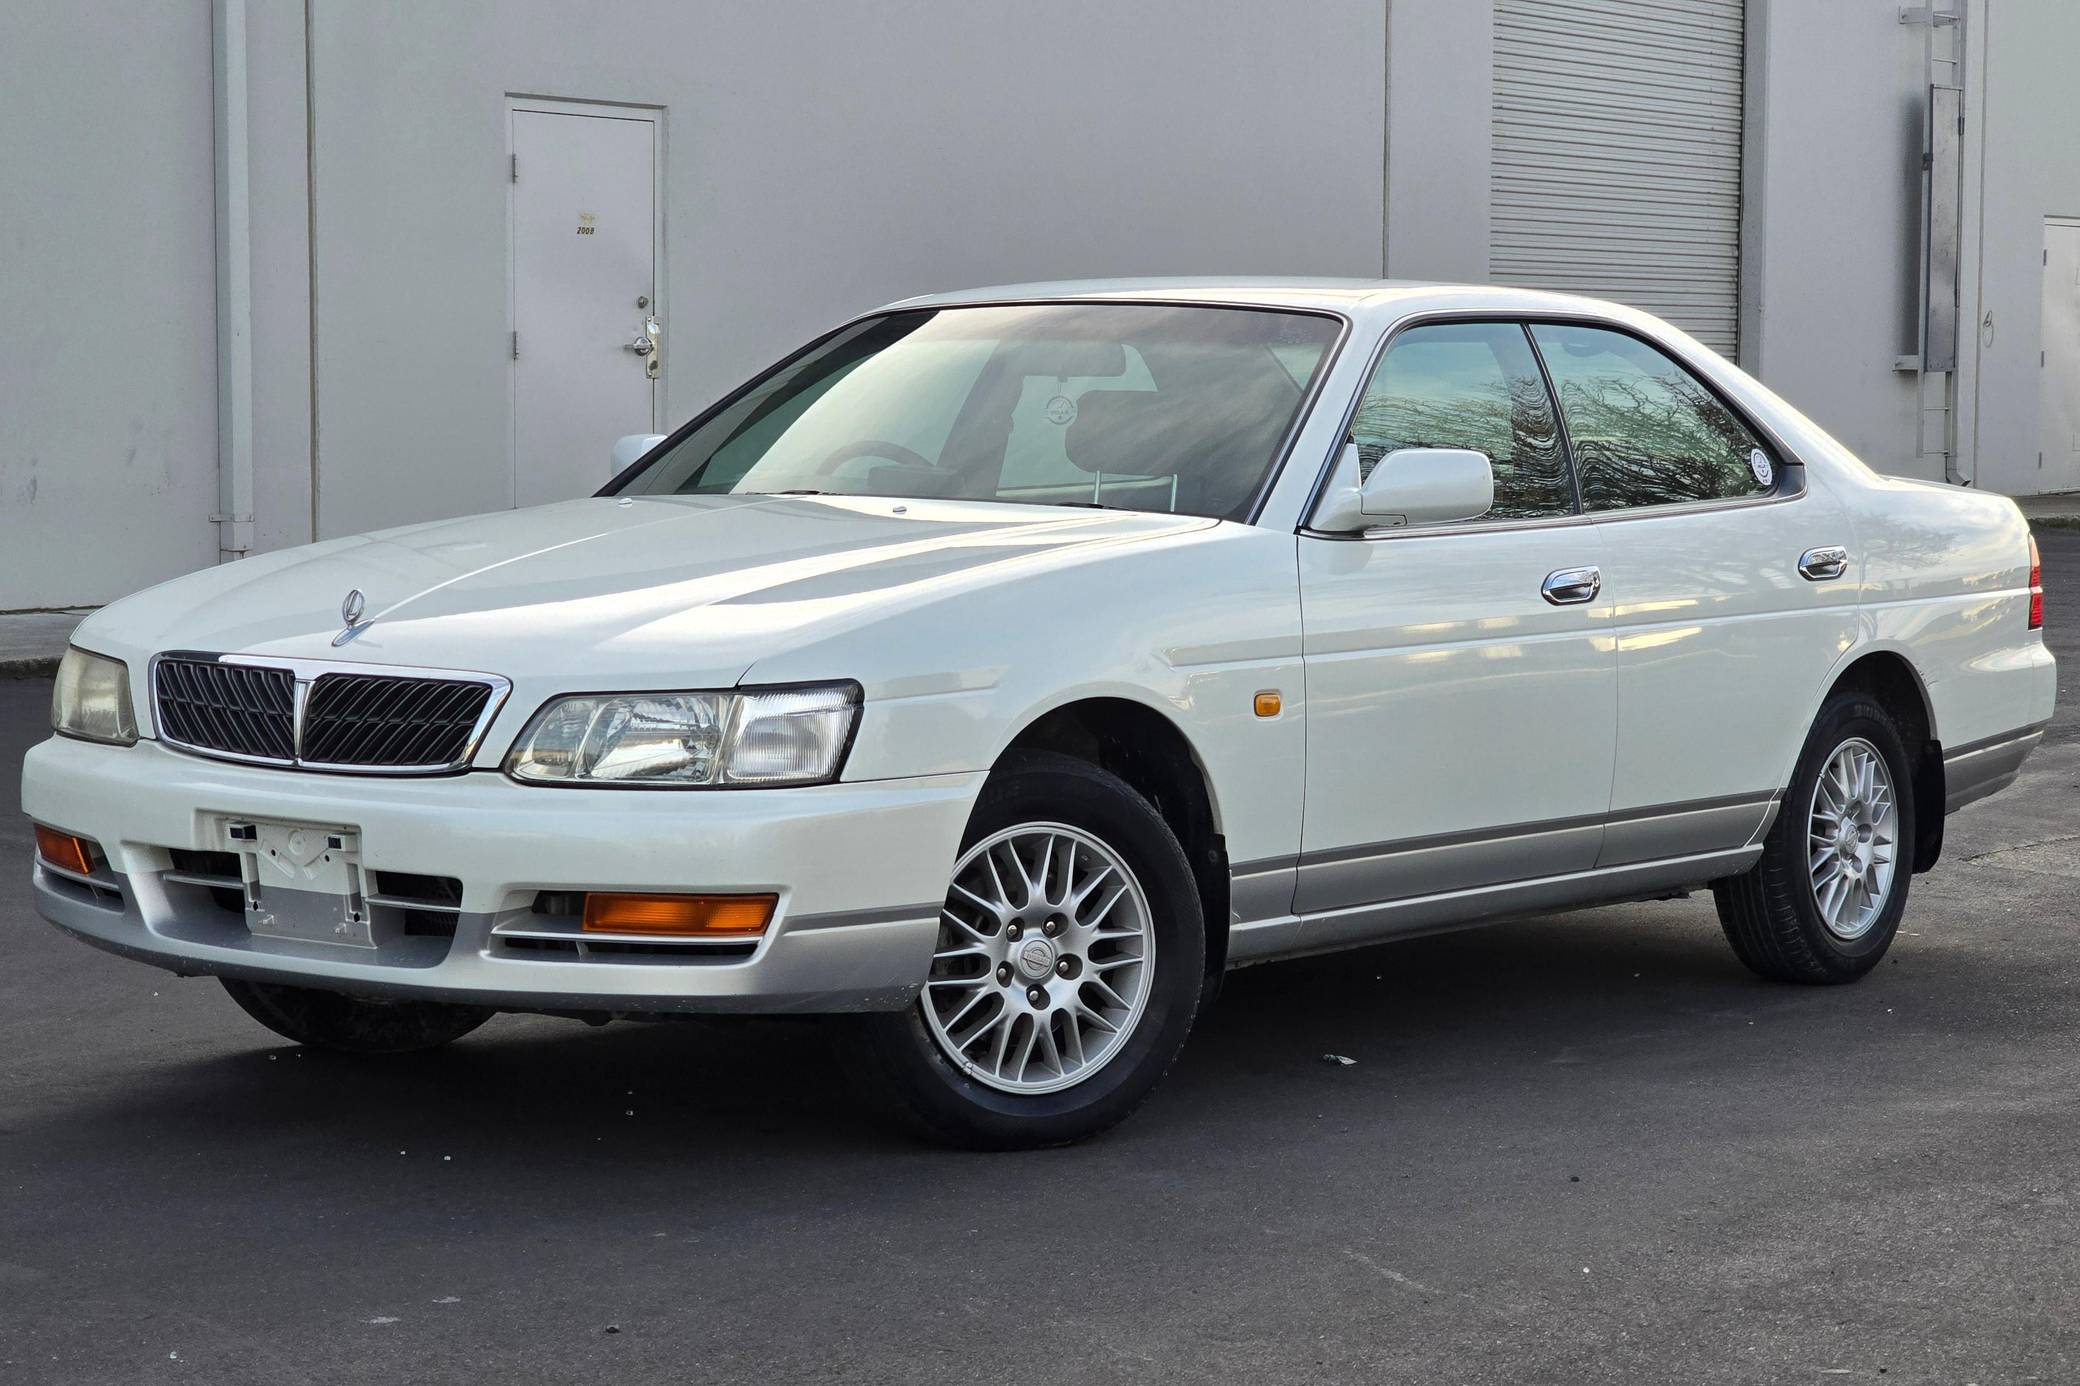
[2041, 218, 2080, 494]
[510, 103, 659, 508]
[1491, 0, 1746, 356]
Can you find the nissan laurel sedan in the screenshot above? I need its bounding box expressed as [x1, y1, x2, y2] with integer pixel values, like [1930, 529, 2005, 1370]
[21, 280, 2055, 1148]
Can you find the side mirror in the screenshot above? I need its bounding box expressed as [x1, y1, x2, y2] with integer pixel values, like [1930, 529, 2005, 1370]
[1311, 444, 1494, 532]
[612, 433, 667, 472]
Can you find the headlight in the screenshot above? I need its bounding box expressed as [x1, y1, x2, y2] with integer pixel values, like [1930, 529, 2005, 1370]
[505, 683, 861, 787]
[51, 647, 138, 746]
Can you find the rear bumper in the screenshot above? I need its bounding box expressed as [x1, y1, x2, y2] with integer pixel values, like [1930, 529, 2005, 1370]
[22, 735, 982, 1014]
[1937, 634, 2055, 814]
[1943, 722, 2049, 815]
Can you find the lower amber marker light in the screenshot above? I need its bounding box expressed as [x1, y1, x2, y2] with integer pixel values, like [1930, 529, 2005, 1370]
[581, 892, 776, 937]
[33, 825, 95, 877]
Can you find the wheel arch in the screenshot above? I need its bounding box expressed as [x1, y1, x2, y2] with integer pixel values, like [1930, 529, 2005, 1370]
[1813, 646, 1944, 872]
[994, 695, 1231, 990]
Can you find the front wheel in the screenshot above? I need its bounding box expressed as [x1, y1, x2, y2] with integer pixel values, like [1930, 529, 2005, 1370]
[221, 978, 493, 1054]
[1713, 690, 1916, 984]
[846, 752, 1206, 1149]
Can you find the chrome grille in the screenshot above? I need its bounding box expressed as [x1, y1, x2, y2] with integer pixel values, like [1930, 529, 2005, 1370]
[153, 657, 297, 761]
[302, 673, 493, 770]
[150, 653, 508, 775]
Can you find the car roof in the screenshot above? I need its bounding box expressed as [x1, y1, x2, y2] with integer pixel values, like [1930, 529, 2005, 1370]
[880, 276, 1629, 319]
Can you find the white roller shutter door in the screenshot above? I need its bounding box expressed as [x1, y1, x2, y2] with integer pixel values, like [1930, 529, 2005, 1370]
[1492, 0, 1746, 355]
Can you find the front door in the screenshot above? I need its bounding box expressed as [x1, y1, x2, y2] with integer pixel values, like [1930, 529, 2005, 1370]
[1297, 321, 1617, 941]
[510, 102, 659, 508]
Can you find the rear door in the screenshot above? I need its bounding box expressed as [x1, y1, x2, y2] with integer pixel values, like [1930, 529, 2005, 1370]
[1526, 322, 1857, 865]
[1296, 321, 1617, 938]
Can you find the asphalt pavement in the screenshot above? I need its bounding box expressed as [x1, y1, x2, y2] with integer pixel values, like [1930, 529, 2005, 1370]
[2, 533, 2077, 1385]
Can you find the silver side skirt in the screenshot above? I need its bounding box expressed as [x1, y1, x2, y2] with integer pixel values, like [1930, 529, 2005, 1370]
[1226, 845, 1762, 968]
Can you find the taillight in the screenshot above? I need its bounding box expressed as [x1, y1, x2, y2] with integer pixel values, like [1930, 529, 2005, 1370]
[2029, 533, 2044, 630]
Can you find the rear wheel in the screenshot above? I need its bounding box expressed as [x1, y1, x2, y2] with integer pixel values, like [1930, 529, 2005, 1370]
[221, 978, 492, 1054]
[847, 752, 1205, 1148]
[1713, 690, 1916, 984]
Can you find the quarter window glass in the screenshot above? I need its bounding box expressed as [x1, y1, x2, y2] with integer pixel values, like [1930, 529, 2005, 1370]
[1529, 324, 1774, 511]
[1349, 322, 1573, 521]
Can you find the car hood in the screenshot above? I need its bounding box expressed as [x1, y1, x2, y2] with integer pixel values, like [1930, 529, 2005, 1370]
[76, 493, 1214, 688]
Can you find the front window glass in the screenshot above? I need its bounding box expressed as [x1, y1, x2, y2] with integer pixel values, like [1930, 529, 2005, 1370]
[614, 304, 1341, 521]
[1348, 321, 1573, 520]
[1528, 323, 1775, 511]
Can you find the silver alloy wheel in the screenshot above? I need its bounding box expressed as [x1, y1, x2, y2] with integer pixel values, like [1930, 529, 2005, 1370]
[921, 822, 1155, 1095]
[1807, 736, 1899, 941]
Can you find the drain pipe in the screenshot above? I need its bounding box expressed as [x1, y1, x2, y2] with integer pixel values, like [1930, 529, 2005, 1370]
[211, 0, 255, 560]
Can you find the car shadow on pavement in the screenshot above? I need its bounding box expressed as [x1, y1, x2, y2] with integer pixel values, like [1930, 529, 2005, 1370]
[24, 893, 2014, 1180]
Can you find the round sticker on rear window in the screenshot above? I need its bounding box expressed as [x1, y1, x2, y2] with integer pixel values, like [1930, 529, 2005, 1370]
[1749, 448, 1774, 487]
[1044, 395, 1077, 426]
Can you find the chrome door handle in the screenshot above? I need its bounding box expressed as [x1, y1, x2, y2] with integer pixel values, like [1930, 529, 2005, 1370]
[1798, 545, 1849, 581]
[1542, 566, 1601, 605]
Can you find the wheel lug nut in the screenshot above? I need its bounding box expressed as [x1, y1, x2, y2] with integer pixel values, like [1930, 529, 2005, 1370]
[1043, 918, 1061, 937]
[1005, 923, 1022, 941]
[1026, 985, 1046, 1006]
[996, 964, 1012, 985]
[1056, 958, 1074, 977]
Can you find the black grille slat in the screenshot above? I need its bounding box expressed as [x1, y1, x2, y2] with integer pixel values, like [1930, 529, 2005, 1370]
[389, 684, 480, 765]
[154, 658, 295, 761]
[302, 673, 492, 769]
[153, 656, 494, 773]
[371, 682, 450, 765]
[314, 678, 430, 765]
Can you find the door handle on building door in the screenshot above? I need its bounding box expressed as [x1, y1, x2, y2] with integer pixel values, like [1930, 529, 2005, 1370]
[627, 315, 661, 379]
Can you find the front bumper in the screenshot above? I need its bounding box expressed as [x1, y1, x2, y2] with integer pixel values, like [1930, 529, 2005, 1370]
[22, 736, 982, 1014]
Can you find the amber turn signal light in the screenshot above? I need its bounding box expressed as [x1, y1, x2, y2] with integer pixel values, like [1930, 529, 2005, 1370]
[580, 892, 776, 937]
[1253, 691, 1283, 718]
[33, 825, 95, 877]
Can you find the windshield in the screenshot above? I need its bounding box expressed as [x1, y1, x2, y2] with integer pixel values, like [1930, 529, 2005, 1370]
[609, 302, 1342, 520]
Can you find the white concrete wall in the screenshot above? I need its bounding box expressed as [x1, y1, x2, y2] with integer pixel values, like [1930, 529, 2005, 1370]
[1962, 0, 2080, 496]
[1385, 0, 1491, 282]
[306, 0, 1390, 539]
[1748, 0, 2080, 495]
[0, 1, 222, 609]
[1743, 0, 1928, 478]
[244, 0, 317, 557]
[9, 0, 2078, 614]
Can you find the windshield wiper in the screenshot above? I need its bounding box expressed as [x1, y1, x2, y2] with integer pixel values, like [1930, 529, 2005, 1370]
[1051, 500, 1122, 510]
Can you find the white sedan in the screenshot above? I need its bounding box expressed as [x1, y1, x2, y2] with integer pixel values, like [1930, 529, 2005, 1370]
[22, 279, 2055, 1147]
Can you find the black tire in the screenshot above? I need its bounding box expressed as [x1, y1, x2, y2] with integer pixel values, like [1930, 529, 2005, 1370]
[221, 978, 493, 1054]
[844, 751, 1206, 1150]
[1713, 690, 1917, 984]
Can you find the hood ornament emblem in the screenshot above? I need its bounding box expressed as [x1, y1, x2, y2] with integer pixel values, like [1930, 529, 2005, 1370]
[333, 588, 370, 647]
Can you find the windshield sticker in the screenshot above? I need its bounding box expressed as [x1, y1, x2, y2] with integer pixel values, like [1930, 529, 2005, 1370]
[1044, 395, 1077, 426]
